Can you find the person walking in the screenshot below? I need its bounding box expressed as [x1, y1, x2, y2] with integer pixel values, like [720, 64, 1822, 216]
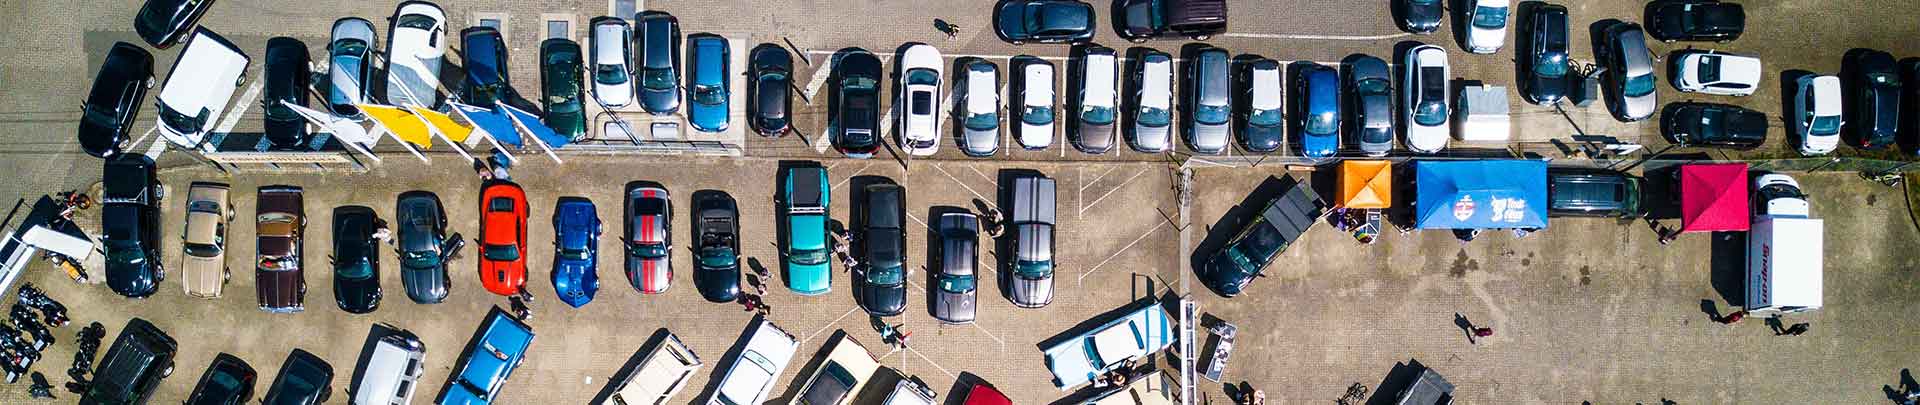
[1780, 322, 1811, 336]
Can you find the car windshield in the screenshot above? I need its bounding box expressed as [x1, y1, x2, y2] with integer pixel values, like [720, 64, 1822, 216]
[1357, 78, 1390, 95]
[1194, 105, 1229, 125]
[939, 274, 975, 293]
[1534, 54, 1567, 77]
[265, 98, 298, 121]
[1015, 260, 1052, 278]
[558, 248, 591, 261]
[792, 247, 829, 265]
[595, 64, 628, 85]
[159, 103, 203, 134]
[630, 242, 667, 258]
[483, 244, 519, 261]
[184, 242, 220, 258]
[83, 106, 120, 128]
[867, 265, 904, 284]
[1810, 115, 1840, 134]
[397, 14, 436, 30]
[1023, 105, 1053, 125]
[402, 250, 440, 269]
[1414, 100, 1447, 126]
[1083, 106, 1116, 125]
[1624, 73, 1656, 97]
[1472, 6, 1508, 28]
[1137, 107, 1169, 127]
[1249, 108, 1283, 127]
[1305, 112, 1338, 135]
[106, 240, 144, 265]
[907, 69, 937, 86]
[197, 371, 245, 401]
[964, 111, 998, 131]
[700, 247, 735, 268]
[337, 260, 373, 279]
[641, 67, 675, 91]
[694, 84, 725, 105]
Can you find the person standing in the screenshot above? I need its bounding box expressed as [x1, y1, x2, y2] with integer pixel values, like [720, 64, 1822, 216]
[1718, 310, 1747, 324]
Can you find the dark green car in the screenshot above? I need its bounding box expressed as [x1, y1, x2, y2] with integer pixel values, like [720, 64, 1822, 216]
[539, 38, 588, 141]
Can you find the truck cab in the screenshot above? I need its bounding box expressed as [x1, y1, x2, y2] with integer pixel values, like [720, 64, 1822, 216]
[1753, 174, 1810, 217]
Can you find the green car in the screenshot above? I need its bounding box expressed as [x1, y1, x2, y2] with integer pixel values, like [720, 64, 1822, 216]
[539, 38, 587, 141]
[783, 167, 831, 295]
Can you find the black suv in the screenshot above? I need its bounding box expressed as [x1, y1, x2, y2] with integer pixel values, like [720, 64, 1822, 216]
[1546, 169, 1645, 218]
[103, 155, 165, 298]
[1646, 0, 1744, 42]
[1116, 0, 1227, 42]
[184, 353, 257, 404]
[82, 318, 177, 404]
[1845, 49, 1902, 149]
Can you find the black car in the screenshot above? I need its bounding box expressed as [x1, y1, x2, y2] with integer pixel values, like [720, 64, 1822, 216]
[1397, 0, 1443, 34]
[693, 191, 741, 303]
[1346, 54, 1394, 156]
[1662, 102, 1768, 149]
[185, 353, 257, 405]
[749, 44, 794, 137]
[260, 349, 332, 405]
[1846, 49, 1902, 149]
[539, 38, 589, 141]
[1520, 3, 1570, 105]
[81, 42, 155, 158]
[81, 318, 177, 405]
[263, 37, 312, 150]
[460, 26, 514, 108]
[833, 50, 884, 156]
[635, 11, 683, 115]
[994, 0, 1097, 45]
[133, 0, 217, 48]
[1546, 169, 1645, 218]
[103, 155, 164, 298]
[1117, 0, 1227, 42]
[332, 206, 382, 314]
[1199, 177, 1321, 297]
[857, 184, 907, 316]
[396, 191, 451, 304]
[1647, 0, 1744, 42]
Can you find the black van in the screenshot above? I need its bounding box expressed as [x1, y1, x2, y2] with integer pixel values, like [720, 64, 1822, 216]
[1117, 0, 1228, 42]
[82, 318, 178, 405]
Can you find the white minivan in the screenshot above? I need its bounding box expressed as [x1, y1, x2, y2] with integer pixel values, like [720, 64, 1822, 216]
[154, 28, 249, 149]
[352, 332, 426, 405]
[705, 317, 798, 405]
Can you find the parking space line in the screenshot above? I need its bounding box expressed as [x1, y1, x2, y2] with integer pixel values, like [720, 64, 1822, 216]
[905, 346, 958, 378]
[1223, 32, 1414, 41]
[1080, 166, 1121, 192]
[212, 81, 263, 138]
[140, 131, 168, 159]
[904, 211, 928, 228]
[970, 323, 1006, 347]
[814, 127, 833, 153]
[931, 164, 992, 206]
[802, 58, 834, 101]
[1080, 167, 1150, 215]
[801, 307, 862, 345]
[1078, 221, 1170, 283]
[831, 162, 871, 191]
[966, 166, 993, 183]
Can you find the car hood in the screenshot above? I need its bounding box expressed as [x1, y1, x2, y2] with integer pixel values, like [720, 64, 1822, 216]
[694, 260, 740, 303]
[859, 279, 907, 316]
[595, 80, 632, 106]
[1529, 71, 1566, 103]
[1076, 121, 1115, 152]
[1010, 273, 1054, 307]
[1019, 120, 1053, 148]
[1468, 26, 1506, 51]
[1406, 124, 1449, 153]
[641, 86, 680, 113]
[690, 98, 729, 132]
[1302, 128, 1337, 158]
[788, 262, 831, 295]
[1244, 123, 1282, 152]
[1131, 121, 1169, 152]
[963, 126, 999, 155]
[626, 254, 671, 293]
[479, 256, 526, 296]
[1189, 122, 1230, 153]
[1622, 92, 1656, 121]
[400, 263, 448, 304]
[334, 273, 381, 313]
[1200, 254, 1249, 297]
[78, 118, 124, 157]
[1358, 126, 1394, 155]
[182, 252, 225, 298]
[1405, 2, 1444, 30]
[257, 269, 305, 311]
[106, 249, 158, 298]
[553, 257, 599, 308]
[934, 289, 976, 323]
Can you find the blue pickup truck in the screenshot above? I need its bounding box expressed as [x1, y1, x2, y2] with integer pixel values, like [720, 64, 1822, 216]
[1041, 300, 1176, 390]
[436, 308, 534, 405]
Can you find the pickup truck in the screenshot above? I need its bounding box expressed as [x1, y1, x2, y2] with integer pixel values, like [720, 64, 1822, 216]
[437, 308, 535, 405]
[783, 167, 832, 295]
[1042, 301, 1176, 390]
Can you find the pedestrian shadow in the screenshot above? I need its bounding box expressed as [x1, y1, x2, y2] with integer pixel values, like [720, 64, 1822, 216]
[1451, 313, 1476, 343]
[1698, 299, 1724, 323]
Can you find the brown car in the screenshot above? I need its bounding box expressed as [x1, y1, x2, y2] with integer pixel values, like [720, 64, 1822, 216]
[256, 186, 306, 313]
[181, 182, 233, 298]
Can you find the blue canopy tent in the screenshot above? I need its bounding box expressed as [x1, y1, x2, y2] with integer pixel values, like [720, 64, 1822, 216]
[1413, 160, 1548, 230]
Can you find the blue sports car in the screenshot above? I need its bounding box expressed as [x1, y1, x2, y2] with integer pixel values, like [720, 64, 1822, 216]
[552, 197, 601, 308]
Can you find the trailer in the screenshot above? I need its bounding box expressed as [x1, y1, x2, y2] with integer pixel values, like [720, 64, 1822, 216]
[1453, 84, 1510, 143]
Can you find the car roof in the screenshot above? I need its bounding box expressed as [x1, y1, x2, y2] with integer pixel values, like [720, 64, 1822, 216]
[1196, 49, 1230, 104]
[1809, 75, 1842, 115]
[1083, 49, 1117, 106]
[1613, 25, 1653, 75]
[965, 63, 997, 113]
[788, 167, 825, 206]
[1023, 62, 1054, 104]
[865, 185, 904, 229]
[1250, 62, 1283, 110]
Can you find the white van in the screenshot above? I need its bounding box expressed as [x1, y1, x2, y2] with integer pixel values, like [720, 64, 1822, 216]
[604, 332, 702, 405]
[154, 28, 250, 149]
[705, 317, 798, 405]
[352, 332, 426, 405]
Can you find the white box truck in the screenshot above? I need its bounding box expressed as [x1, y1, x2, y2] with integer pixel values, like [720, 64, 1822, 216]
[1745, 174, 1822, 314]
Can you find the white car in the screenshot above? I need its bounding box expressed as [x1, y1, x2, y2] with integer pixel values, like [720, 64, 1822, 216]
[1673, 51, 1761, 96]
[1129, 51, 1173, 153]
[1465, 0, 1510, 54]
[155, 28, 250, 149]
[898, 44, 943, 156]
[881, 379, 938, 405]
[606, 332, 702, 405]
[384, 1, 446, 108]
[706, 318, 798, 405]
[1016, 60, 1055, 150]
[958, 59, 1000, 157]
[589, 17, 634, 108]
[1403, 45, 1450, 154]
[786, 334, 878, 405]
[1793, 74, 1842, 156]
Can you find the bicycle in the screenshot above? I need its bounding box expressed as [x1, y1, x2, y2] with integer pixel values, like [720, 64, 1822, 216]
[1862, 171, 1904, 187]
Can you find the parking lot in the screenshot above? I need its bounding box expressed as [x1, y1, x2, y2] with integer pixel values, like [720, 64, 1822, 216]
[5, 0, 1920, 403]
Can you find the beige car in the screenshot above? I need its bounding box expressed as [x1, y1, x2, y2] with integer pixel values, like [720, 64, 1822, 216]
[605, 331, 702, 405]
[180, 182, 232, 298]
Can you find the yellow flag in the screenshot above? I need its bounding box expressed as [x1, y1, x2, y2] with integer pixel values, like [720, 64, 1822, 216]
[359, 104, 433, 149]
[407, 105, 474, 143]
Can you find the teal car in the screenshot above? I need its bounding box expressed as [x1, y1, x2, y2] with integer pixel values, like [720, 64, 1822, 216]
[783, 167, 831, 295]
[539, 38, 587, 141]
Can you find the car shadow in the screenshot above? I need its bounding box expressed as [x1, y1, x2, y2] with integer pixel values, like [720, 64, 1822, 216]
[1362, 359, 1436, 405]
[583, 327, 672, 404]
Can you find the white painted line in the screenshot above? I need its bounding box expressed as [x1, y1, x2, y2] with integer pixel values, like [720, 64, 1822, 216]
[1185, 157, 1233, 168]
[1081, 167, 1151, 215]
[830, 162, 871, 190]
[1081, 166, 1121, 193]
[212, 81, 264, 139]
[905, 346, 958, 378]
[802, 58, 834, 101]
[966, 165, 993, 184]
[931, 164, 992, 205]
[801, 307, 862, 345]
[1079, 223, 1167, 283]
[1223, 32, 1415, 41]
[140, 131, 169, 159]
[814, 126, 833, 154]
[970, 323, 1007, 347]
[905, 211, 928, 228]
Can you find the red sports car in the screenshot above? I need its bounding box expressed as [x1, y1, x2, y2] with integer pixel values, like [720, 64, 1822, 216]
[479, 181, 528, 296]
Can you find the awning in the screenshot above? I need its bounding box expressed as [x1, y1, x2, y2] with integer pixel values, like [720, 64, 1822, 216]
[1679, 163, 1750, 233]
[500, 104, 571, 149]
[1413, 160, 1548, 229]
[1340, 160, 1392, 209]
[451, 102, 524, 147]
[359, 104, 433, 149]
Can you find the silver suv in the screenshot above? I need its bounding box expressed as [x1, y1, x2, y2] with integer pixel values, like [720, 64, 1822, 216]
[1184, 47, 1232, 154]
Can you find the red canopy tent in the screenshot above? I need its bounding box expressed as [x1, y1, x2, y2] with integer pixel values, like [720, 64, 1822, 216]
[1679, 163, 1750, 233]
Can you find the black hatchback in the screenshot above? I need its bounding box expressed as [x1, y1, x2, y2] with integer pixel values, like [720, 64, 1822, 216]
[1662, 102, 1767, 149]
[749, 44, 794, 137]
[1646, 0, 1744, 42]
[263, 37, 313, 150]
[260, 349, 332, 404]
[133, 0, 217, 48]
[103, 155, 165, 298]
[81, 42, 155, 158]
[332, 206, 383, 314]
[1845, 49, 1902, 149]
[185, 353, 257, 405]
[994, 0, 1097, 45]
[1520, 3, 1570, 105]
[81, 318, 177, 405]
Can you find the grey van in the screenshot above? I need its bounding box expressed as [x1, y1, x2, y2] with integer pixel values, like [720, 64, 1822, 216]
[1184, 47, 1232, 154]
[1605, 23, 1657, 121]
[351, 331, 426, 405]
[1009, 176, 1057, 308]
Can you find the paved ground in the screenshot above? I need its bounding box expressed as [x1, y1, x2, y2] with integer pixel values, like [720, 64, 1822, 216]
[2, 0, 1920, 404]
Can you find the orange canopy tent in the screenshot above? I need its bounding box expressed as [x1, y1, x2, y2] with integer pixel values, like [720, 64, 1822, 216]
[1340, 160, 1393, 209]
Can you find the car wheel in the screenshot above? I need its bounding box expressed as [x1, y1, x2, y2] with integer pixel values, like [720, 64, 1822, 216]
[1128, 38, 1147, 44]
[1663, 39, 1675, 43]
[145, 76, 155, 89]
[161, 364, 173, 377]
[1011, 40, 1024, 45]
[234, 75, 246, 88]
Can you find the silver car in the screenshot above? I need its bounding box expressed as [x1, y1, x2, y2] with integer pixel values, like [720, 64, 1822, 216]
[1129, 50, 1173, 153]
[932, 212, 978, 324]
[1008, 176, 1056, 308]
[1184, 47, 1231, 154]
[1605, 23, 1656, 121]
[1347, 54, 1394, 156]
[958, 59, 1000, 157]
[325, 18, 376, 118]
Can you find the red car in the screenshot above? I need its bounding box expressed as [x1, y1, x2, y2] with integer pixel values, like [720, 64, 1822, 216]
[961, 382, 1012, 405]
[479, 181, 529, 296]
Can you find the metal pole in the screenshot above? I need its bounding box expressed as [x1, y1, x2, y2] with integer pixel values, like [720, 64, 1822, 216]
[1810, 157, 1842, 173]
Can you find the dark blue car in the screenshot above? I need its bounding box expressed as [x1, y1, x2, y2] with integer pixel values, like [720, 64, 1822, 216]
[687, 34, 730, 133]
[460, 26, 513, 107]
[551, 198, 601, 308]
[1297, 64, 1341, 159]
